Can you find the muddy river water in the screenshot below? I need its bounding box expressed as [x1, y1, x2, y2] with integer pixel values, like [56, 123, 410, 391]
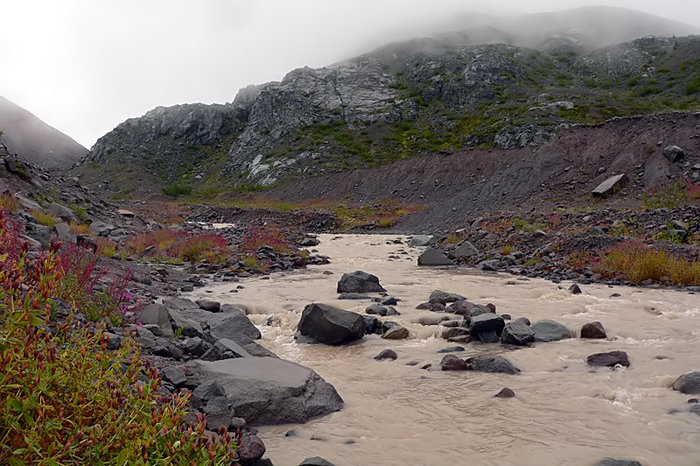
[192, 234, 700, 466]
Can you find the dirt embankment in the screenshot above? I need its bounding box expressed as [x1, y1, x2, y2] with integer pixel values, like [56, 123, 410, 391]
[268, 112, 700, 232]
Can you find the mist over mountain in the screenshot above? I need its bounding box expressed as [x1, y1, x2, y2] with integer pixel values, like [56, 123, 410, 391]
[0, 95, 87, 170]
[76, 6, 700, 197]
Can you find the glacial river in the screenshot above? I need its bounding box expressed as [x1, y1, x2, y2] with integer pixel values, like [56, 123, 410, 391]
[192, 234, 700, 466]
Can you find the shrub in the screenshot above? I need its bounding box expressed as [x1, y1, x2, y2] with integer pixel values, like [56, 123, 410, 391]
[169, 234, 230, 263]
[241, 225, 292, 255]
[30, 209, 58, 227]
[163, 181, 193, 197]
[126, 229, 187, 256]
[0, 208, 240, 463]
[96, 238, 119, 258]
[70, 221, 90, 235]
[0, 192, 20, 212]
[595, 240, 700, 286]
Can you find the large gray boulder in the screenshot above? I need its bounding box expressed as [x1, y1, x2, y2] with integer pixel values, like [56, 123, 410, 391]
[587, 351, 630, 368]
[191, 357, 344, 425]
[139, 304, 174, 338]
[531, 319, 573, 342]
[453, 241, 479, 259]
[469, 313, 505, 336]
[337, 271, 386, 293]
[48, 203, 78, 223]
[671, 371, 700, 394]
[663, 145, 685, 162]
[466, 355, 520, 374]
[417, 248, 454, 266]
[408, 235, 434, 247]
[297, 303, 365, 345]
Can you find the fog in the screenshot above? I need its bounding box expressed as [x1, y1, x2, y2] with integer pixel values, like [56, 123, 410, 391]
[1, 0, 698, 149]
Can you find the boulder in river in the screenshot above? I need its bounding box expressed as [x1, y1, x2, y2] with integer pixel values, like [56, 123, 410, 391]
[337, 271, 386, 293]
[418, 248, 454, 266]
[300, 457, 336, 466]
[453, 240, 479, 259]
[580, 321, 607, 339]
[672, 371, 700, 394]
[297, 303, 365, 345]
[469, 313, 505, 337]
[501, 321, 534, 346]
[190, 357, 344, 425]
[494, 387, 515, 398]
[531, 319, 573, 342]
[440, 354, 469, 371]
[466, 355, 520, 374]
[587, 351, 630, 368]
[382, 325, 409, 340]
[374, 349, 398, 361]
[594, 459, 642, 466]
[408, 235, 434, 247]
[429, 290, 466, 304]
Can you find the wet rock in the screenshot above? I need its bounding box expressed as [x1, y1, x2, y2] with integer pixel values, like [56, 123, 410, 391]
[592, 174, 628, 198]
[477, 330, 501, 343]
[139, 304, 174, 338]
[437, 346, 465, 353]
[478, 259, 501, 271]
[408, 235, 434, 247]
[441, 327, 470, 339]
[417, 248, 454, 266]
[374, 349, 398, 361]
[672, 371, 700, 394]
[594, 458, 642, 466]
[418, 315, 452, 326]
[513, 317, 531, 326]
[338, 293, 372, 300]
[417, 301, 446, 312]
[196, 299, 221, 312]
[429, 290, 466, 304]
[382, 325, 409, 340]
[587, 351, 630, 368]
[191, 357, 344, 425]
[494, 387, 515, 398]
[580, 321, 607, 339]
[453, 240, 479, 259]
[466, 355, 520, 374]
[440, 354, 469, 371]
[299, 457, 335, 466]
[362, 315, 381, 334]
[663, 144, 685, 162]
[380, 296, 399, 305]
[337, 271, 386, 293]
[501, 322, 535, 345]
[365, 303, 399, 316]
[298, 303, 365, 345]
[531, 319, 572, 342]
[238, 433, 266, 463]
[446, 300, 475, 315]
[469, 313, 505, 336]
[569, 283, 582, 294]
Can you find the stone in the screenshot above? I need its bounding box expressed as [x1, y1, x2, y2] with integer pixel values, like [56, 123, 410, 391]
[466, 355, 520, 374]
[196, 299, 221, 312]
[160, 366, 187, 387]
[25, 222, 52, 246]
[587, 351, 630, 368]
[501, 322, 534, 345]
[336, 271, 386, 293]
[592, 174, 628, 198]
[362, 315, 381, 334]
[297, 303, 365, 345]
[594, 459, 642, 466]
[117, 208, 135, 218]
[374, 349, 398, 361]
[469, 313, 505, 336]
[167, 308, 204, 338]
[437, 346, 465, 353]
[408, 235, 434, 247]
[300, 236, 320, 247]
[382, 325, 409, 340]
[663, 145, 685, 162]
[203, 396, 234, 431]
[191, 357, 344, 425]
[442, 327, 470, 339]
[139, 304, 174, 338]
[453, 240, 479, 259]
[88, 221, 114, 237]
[182, 336, 207, 356]
[53, 222, 76, 243]
[48, 203, 78, 222]
[192, 309, 261, 343]
[440, 354, 469, 370]
[418, 248, 454, 266]
[238, 433, 266, 463]
[569, 283, 582, 294]
[531, 319, 572, 342]
[580, 321, 607, 339]
[494, 387, 515, 398]
[429, 290, 466, 304]
[192, 380, 226, 402]
[211, 338, 252, 359]
[418, 315, 452, 326]
[338, 293, 372, 300]
[446, 300, 475, 315]
[299, 457, 336, 466]
[365, 303, 391, 316]
[672, 372, 700, 394]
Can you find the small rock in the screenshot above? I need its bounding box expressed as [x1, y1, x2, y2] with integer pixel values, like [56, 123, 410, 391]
[382, 325, 409, 340]
[337, 270, 386, 293]
[672, 371, 700, 394]
[663, 145, 685, 162]
[238, 433, 266, 463]
[594, 459, 642, 466]
[374, 349, 398, 361]
[587, 351, 630, 368]
[299, 457, 335, 466]
[196, 299, 221, 312]
[569, 283, 582, 294]
[417, 248, 454, 266]
[580, 321, 607, 339]
[494, 387, 515, 398]
[440, 354, 469, 370]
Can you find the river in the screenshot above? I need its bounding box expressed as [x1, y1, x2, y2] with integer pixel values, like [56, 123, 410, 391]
[191, 234, 700, 466]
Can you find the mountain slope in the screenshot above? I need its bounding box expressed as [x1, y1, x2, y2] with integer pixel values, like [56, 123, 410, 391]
[0, 96, 87, 170]
[76, 8, 700, 197]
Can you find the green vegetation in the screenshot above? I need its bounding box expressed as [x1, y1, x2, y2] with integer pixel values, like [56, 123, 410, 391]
[163, 181, 193, 196]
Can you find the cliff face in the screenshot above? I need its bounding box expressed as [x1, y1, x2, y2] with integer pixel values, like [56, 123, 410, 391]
[78, 33, 700, 195]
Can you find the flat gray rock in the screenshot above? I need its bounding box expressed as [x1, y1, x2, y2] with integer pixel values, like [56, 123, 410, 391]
[418, 248, 454, 266]
[592, 174, 628, 198]
[192, 357, 343, 425]
[532, 319, 572, 342]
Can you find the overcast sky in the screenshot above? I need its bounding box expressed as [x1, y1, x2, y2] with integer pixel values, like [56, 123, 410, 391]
[1, 0, 698, 149]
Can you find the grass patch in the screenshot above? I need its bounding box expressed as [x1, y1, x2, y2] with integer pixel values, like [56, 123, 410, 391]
[163, 181, 193, 197]
[70, 221, 90, 235]
[0, 193, 20, 212]
[30, 210, 58, 227]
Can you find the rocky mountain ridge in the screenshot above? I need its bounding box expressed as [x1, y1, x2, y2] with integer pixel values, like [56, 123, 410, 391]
[78, 33, 700, 197]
